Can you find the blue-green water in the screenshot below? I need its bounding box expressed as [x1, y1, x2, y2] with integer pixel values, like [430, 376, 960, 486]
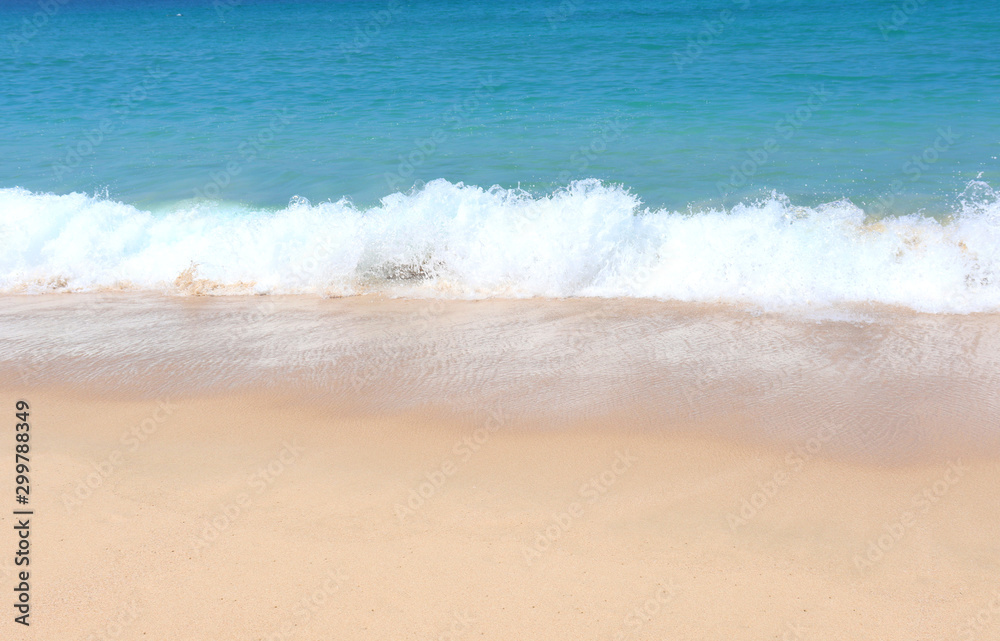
[3, 0, 997, 209]
[2, 0, 999, 309]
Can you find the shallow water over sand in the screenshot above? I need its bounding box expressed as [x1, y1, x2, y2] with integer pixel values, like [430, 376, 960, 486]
[3, 294, 999, 461]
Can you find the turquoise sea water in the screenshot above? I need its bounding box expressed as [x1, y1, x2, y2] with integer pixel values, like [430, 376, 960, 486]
[3, 0, 998, 209]
[2, 0, 999, 308]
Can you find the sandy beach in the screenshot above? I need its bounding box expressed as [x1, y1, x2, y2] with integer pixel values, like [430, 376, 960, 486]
[2, 295, 999, 640]
[5, 0, 1000, 637]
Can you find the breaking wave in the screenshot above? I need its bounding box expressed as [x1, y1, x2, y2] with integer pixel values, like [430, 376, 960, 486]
[2, 179, 999, 312]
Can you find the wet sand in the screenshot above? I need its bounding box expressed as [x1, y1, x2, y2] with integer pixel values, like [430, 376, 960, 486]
[1, 295, 999, 640]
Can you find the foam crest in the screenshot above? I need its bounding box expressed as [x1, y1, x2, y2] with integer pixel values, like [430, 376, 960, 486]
[2, 180, 999, 312]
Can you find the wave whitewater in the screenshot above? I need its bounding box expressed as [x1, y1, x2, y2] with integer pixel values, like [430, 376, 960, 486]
[2, 179, 999, 313]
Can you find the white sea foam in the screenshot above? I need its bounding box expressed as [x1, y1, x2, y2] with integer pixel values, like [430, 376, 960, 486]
[2, 179, 999, 312]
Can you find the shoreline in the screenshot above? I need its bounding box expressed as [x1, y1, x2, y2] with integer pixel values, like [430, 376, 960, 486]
[3, 293, 1000, 461]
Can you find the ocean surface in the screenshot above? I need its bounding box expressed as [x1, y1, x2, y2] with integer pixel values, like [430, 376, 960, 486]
[1, 0, 999, 310]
